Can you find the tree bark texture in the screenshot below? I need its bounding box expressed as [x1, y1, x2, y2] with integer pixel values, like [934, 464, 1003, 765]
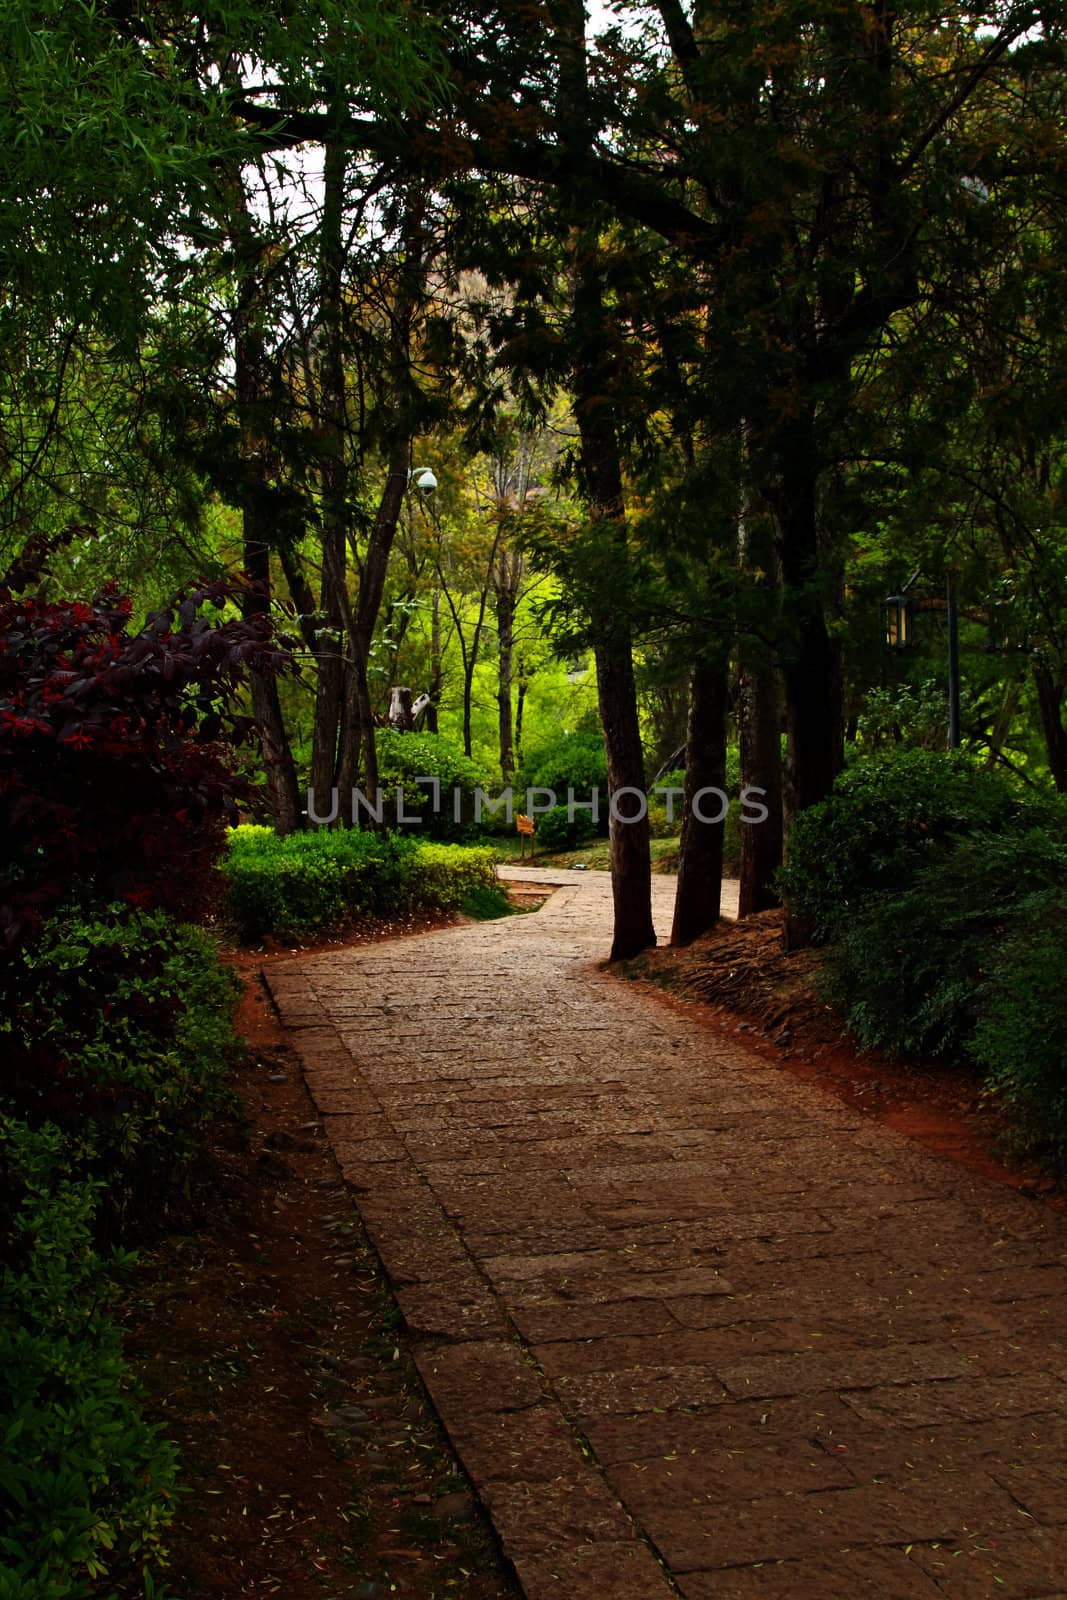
[309, 132, 349, 806]
[737, 472, 784, 916]
[1034, 661, 1067, 792]
[671, 652, 730, 945]
[234, 273, 301, 835]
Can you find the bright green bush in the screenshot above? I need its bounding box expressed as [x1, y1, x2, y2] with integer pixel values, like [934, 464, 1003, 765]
[0, 907, 239, 1238]
[374, 730, 490, 838]
[0, 1120, 178, 1600]
[971, 888, 1067, 1165]
[777, 750, 1037, 942]
[223, 829, 496, 941]
[535, 804, 597, 853]
[223, 826, 418, 941]
[516, 734, 609, 834]
[410, 843, 497, 910]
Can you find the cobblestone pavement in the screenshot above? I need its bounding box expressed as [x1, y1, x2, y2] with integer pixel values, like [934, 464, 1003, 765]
[265, 868, 1067, 1600]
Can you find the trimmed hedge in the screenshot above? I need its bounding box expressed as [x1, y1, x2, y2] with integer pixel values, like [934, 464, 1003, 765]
[223, 827, 497, 943]
[0, 1121, 178, 1600]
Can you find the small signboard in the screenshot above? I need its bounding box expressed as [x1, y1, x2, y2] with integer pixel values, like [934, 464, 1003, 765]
[516, 813, 535, 859]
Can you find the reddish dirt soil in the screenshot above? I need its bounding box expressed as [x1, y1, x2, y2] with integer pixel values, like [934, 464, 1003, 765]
[626, 908, 1064, 1207]
[119, 921, 519, 1600]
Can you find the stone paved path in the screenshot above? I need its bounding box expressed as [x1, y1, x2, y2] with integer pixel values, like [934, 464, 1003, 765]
[266, 869, 1067, 1599]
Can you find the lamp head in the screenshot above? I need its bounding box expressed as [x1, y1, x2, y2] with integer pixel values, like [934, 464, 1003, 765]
[411, 467, 437, 493]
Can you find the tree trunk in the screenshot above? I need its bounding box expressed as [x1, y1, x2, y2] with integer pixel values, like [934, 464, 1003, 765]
[496, 568, 518, 782]
[738, 656, 784, 915]
[334, 190, 426, 805]
[233, 248, 301, 835]
[387, 685, 415, 729]
[759, 411, 841, 948]
[767, 411, 843, 822]
[671, 652, 729, 945]
[515, 667, 527, 765]
[278, 546, 319, 654]
[553, 0, 654, 958]
[1034, 661, 1067, 792]
[571, 252, 655, 959]
[334, 451, 408, 804]
[309, 132, 349, 808]
[595, 632, 657, 958]
[737, 477, 783, 917]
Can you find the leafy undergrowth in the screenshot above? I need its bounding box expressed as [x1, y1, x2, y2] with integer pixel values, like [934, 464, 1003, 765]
[117, 967, 519, 1600]
[458, 882, 521, 920]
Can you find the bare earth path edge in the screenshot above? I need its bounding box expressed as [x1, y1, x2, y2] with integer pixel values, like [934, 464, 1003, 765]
[264, 869, 1067, 1600]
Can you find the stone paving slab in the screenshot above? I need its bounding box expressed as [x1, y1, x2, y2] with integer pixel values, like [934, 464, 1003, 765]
[265, 868, 1067, 1598]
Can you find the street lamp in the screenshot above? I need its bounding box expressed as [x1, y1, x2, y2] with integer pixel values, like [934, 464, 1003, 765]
[885, 593, 915, 649]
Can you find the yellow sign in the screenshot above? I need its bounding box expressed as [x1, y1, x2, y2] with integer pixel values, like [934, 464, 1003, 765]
[516, 814, 535, 836]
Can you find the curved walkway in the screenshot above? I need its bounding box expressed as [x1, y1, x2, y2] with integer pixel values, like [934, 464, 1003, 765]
[266, 870, 1067, 1599]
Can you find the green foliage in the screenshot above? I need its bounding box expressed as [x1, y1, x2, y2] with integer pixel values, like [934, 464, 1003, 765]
[0, 907, 239, 1238]
[777, 750, 1033, 943]
[374, 731, 491, 839]
[457, 882, 516, 920]
[535, 804, 597, 853]
[223, 828, 496, 942]
[516, 734, 609, 834]
[0, 1120, 178, 1599]
[970, 890, 1067, 1165]
[224, 827, 419, 941]
[821, 831, 1062, 1057]
[410, 843, 498, 911]
[856, 680, 951, 752]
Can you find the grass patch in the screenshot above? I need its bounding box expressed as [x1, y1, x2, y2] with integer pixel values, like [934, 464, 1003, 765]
[492, 835, 681, 873]
[459, 882, 518, 919]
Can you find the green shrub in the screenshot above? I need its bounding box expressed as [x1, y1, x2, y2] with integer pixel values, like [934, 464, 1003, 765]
[457, 882, 516, 920]
[224, 826, 418, 941]
[822, 830, 1067, 1063]
[223, 829, 496, 941]
[0, 1120, 178, 1599]
[777, 750, 1040, 942]
[535, 804, 597, 853]
[374, 731, 490, 839]
[971, 888, 1067, 1164]
[0, 907, 239, 1238]
[516, 734, 609, 834]
[408, 843, 497, 911]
